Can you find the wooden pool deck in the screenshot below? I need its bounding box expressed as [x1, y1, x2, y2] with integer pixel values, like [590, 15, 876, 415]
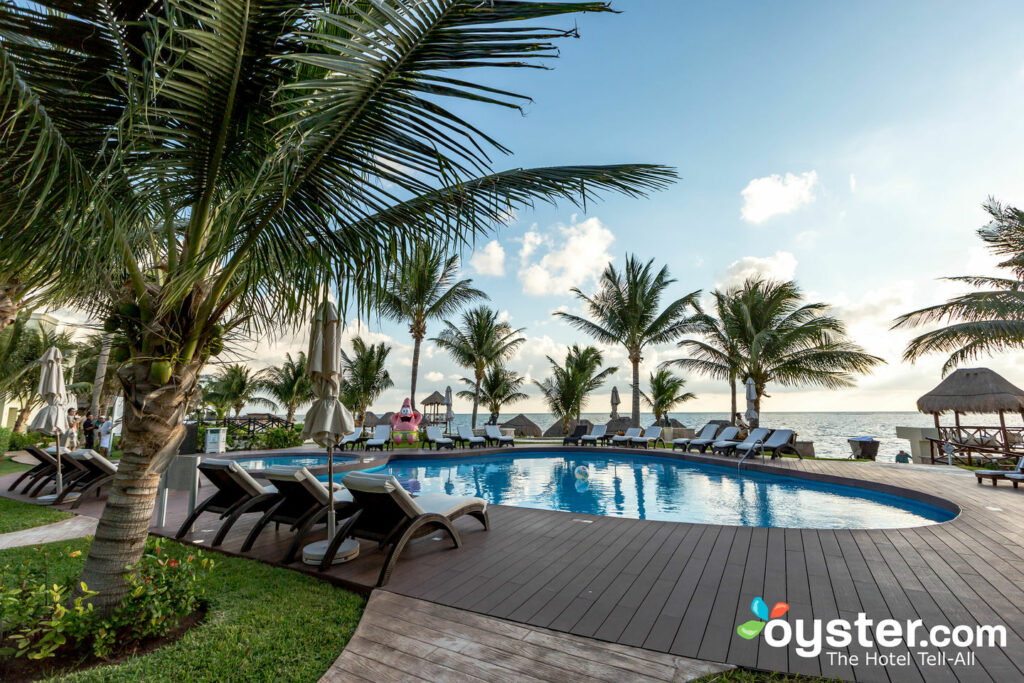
[4, 447, 1024, 682]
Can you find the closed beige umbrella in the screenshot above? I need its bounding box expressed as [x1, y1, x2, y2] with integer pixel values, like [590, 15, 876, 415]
[300, 302, 356, 565]
[28, 347, 70, 500]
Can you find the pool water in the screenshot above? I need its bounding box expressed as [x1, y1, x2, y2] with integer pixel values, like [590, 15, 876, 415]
[232, 454, 351, 471]
[334, 452, 954, 529]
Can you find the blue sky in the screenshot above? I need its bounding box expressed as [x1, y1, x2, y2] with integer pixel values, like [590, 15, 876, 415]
[243, 1, 1024, 414]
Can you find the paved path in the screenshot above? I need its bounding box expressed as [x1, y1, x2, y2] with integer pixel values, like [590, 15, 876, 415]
[0, 515, 98, 550]
[321, 590, 732, 683]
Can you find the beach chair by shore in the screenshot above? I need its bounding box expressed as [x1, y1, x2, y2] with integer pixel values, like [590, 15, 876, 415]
[714, 428, 770, 456]
[759, 429, 798, 458]
[690, 425, 737, 453]
[484, 424, 515, 448]
[175, 459, 281, 546]
[562, 424, 588, 446]
[425, 426, 454, 450]
[456, 424, 486, 449]
[672, 424, 719, 452]
[611, 427, 642, 447]
[977, 457, 1024, 487]
[325, 472, 488, 582]
[580, 424, 608, 446]
[631, 426, 663, 449]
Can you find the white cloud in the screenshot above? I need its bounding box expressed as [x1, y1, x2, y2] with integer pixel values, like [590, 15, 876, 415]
[718, 251, 798, 288]
[518, 230, 546, 265]
[497, 309, 511, 323]
[849, 173, 857, 193]
[469, 240, 505, 276]
[518, 217, 614, 296]
[740, 170, 818, 223]
[425, 371, 444, 382]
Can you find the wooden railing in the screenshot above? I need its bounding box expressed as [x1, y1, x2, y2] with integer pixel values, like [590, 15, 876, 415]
[927, 433, 1023, 467]
[215, 414, 291, 437]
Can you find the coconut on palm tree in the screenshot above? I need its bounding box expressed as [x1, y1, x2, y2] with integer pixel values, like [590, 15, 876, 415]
[341, 337, 394, 428]
[205, 364, 276, 418]
[555, 255, 700, 427]
[534, 345, 617, 434]
[895, 199, 1024, 372]
[458, 366, 528, 425]
[259, 353, 314, 423]
[433, 307, 525, 428]
[376, 242, 487, 405]
[0, 0, 675, 609]
[641, 369, 695, 426]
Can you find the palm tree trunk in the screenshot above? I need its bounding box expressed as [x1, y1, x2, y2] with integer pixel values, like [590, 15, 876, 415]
[77, 360, 200, 613]
[13, 405, 32, 433]
[410, 334, 422, 406]
[729, 376, 737, 425]
[630, 357, 641, 428]
[471, 375, 481, 429]
[91, 334, 113, 416]
[286, 404, 296, 423]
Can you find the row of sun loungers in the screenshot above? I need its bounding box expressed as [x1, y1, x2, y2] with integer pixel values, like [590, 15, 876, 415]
[177, 460, 487, 585]
[562, 424, 664, 448]
[6, 445, 118, 508]
[672, 424, 797, 458]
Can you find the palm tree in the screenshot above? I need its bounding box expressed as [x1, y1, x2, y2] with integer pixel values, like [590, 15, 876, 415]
[534, 345, 617, 434]
[0, 0, 675, 609]
[895, 199, 1024, 373]
[0, 315, 76, 432]
[205, 365, 276, 418]
[341, 337, 394, 427]
[641, 369, 696, 426]
[376, 242, 487, 406]
[555, 255, 700, 427]
[675, 278, 883, 427]
[259, 353, 314, 423]
[458, 366, 528, 425]
[433, 307, 525, 428]
[664, 290, 745, 423]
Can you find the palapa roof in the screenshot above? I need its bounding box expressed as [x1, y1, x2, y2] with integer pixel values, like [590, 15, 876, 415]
[420, 391, 446, 405]
[501, 414, 542, 437]
[917, 368, 1024, 415]
[360, 411, 379, 427]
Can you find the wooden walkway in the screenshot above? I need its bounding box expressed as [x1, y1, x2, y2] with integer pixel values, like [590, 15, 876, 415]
[5, 447, 1024, 682]
[322, 590, 731, 682]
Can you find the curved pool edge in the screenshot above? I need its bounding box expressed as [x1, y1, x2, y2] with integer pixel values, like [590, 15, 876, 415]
[217, 444, 963, 527]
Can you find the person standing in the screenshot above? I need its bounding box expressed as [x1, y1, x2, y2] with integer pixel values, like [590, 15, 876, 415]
[82, 412, 96, 450]
[63, 407, 80, 450]
[98, 415, 113, 456]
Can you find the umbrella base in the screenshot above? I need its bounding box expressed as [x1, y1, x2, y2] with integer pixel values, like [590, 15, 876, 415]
[37, 492, 80, 506]
[302, 537, 359, 566]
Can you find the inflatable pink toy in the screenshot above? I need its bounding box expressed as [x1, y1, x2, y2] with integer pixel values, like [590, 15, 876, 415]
[390, 398, 423, 444]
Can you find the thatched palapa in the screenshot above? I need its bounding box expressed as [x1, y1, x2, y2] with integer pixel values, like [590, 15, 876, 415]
[420, 391, 446, 406]
[543, 418, 593, 438]
[917, 368, 1024, 415]
[502, 414, 541, 438]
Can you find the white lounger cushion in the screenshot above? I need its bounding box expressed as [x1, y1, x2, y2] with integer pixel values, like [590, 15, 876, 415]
[612, 428, 642, 442]
[343, 472, 485, 518]
[484, 425, 512, 441]
[426, 426, 452, 444]
[457, 425, 485, 443]
[581, 425, 607, 441]
[202, 458, 268, 497]
[264, 465, 352, 506]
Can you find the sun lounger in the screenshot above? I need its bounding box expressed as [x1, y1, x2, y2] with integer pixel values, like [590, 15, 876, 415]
[484, 424, 514, 447]
[562, 424, 588, 446]
[9, 445, 61, 494]
[240, 466, 356, 563]
[712, 428, 771, 456]
[57, 450, 119, 508]
[456, 424, 486, 449]
[324, 471, 488, 582]
[732, 429, 778, 458]
[690, 426, 737, 453]
[758, 429, 797, 458]
[631, 426, 663, 449]
[580, 424, 609, 446]
[976, 457, 1024, 486]
[175, 459, 281, 546]
[338, 430, 362, 451]
[365, 425, 392, 452]
[672, 424, 720, 452]
[611, 427, 642, 446]
[425, 425, 454, 450]
[24, 445, 91, 498]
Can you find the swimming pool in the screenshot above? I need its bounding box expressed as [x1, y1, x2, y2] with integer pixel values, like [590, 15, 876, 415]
[326, 452, 954, 529]
[231, 454, 351, 471]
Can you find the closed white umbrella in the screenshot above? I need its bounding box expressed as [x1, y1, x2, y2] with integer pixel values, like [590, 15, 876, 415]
[444, 386, 454, 431]
[743, 377, 758, 424]
[300, 302, 355, 566]
[28, 347, 70, 500]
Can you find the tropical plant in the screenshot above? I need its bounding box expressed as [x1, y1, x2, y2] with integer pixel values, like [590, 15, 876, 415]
[341, 337, 394, 427]
[204, 365, 276, 418]
[433, 307, 525, 427]
[894, 199, 1024, 373]
[555, 256, 700, 427]
[672, 278, 882, 427]
[0, 315, 76, 432]
[640, 369, 696, 426]
[0, 0, 675, 610]
[534, 345, 617, 433]
[458, 366, 527, 425]
[259, 353, 314, 423]
[376, 242, 487, 406]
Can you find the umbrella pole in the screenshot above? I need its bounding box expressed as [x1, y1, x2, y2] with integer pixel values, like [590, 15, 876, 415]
[326, 444, 335, 543]
[55, 438, 63, 497]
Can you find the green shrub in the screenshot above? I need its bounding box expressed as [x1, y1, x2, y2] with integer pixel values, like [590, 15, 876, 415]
[7, 431, 48, 451]
[0, 427, 11, 455]
[253, 426, 304, 450]
[0, 539, 213, 662]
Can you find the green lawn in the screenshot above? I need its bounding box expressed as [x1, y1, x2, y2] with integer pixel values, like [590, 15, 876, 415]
[695, 669, 834, 682]
[1, 537, 364, 682]
[0, 496, 72, 535]
[0, 457, 30, 477]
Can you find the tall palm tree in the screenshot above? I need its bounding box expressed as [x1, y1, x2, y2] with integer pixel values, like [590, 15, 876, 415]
[259, 353, 314, 423]
[205, 364, 276, 418]
[458, 366, 528, 425]
[0, 0, 675, 609]
[894, 199, 1024, 373]
[376, 242, 487, 405]
[555, 255, 700, 427]
[640, 369, 696, 426]
[341, 337, 394, 427]
[433, 306, 525, 428]
[534, 345, 617, 434]
[674, 278, 882, 427]
[664, 290, 745, 422]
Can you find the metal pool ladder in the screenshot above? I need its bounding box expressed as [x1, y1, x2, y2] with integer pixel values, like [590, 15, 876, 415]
[738, 439, 766, 471]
